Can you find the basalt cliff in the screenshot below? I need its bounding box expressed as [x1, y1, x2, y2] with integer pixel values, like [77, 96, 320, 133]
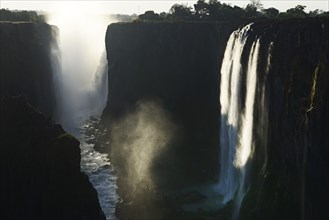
[102, 18, 329, 219]
[0, 22, 105, 220]
[0, 22, 57, 116]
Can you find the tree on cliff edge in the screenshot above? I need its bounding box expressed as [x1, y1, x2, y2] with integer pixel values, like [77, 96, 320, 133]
[245, 0, 263, 17]
[170, 4, 193, 20]
[284, 5, 307, 17]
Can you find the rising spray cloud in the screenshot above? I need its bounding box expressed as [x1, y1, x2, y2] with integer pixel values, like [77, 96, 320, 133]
[109, 100, 178, 192]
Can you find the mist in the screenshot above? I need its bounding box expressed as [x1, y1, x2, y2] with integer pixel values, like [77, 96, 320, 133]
[48, 10, 113, 131]
[109, 100, 178, 191]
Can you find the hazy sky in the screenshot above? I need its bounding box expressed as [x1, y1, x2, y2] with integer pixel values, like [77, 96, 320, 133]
[1, 0, 329, 14]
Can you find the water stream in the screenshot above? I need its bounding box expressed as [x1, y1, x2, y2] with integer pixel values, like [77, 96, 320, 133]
[48, 11, 118, 220]
[79, 118, 118, 220]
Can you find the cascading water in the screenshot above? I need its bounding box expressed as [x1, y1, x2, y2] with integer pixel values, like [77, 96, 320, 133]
[48, 8, 117, 220]
[218, 24, 251, 203]
[217, 23, 261, 219]
[233, 39, 260, 220]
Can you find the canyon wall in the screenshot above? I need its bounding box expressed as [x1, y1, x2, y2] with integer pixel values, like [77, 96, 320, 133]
[0, 22, 56, 116]
[0, 22, 105, 220]
[241, 18, 329, 220]
[102, 18, 329, 219]
[102, 21, 242, 188]
[0, 96, 105, 220]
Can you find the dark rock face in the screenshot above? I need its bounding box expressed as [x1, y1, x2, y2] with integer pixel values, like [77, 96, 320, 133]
[102, 21, 242, 188]
[0, 22, 56, 116]
[101, 21, 246, 220]
[241, 18, 329, 220]
[0, 96, 105, 220]
[102, 18, 329, 219]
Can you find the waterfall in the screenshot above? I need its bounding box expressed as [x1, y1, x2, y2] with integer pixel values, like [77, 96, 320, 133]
[217, 23, 252, 202]
[233, 39, 260, 220]
[259, 42, 273, 176]
[217, 23, 261, 218]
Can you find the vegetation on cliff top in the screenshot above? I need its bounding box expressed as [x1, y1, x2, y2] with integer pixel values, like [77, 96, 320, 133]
[137, 0, 329, 22]
[0, 8, 46, 22]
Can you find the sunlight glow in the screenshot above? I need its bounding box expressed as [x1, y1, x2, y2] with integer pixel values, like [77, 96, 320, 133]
[48, 2, 111, 87]
[48, 2, 113, 129]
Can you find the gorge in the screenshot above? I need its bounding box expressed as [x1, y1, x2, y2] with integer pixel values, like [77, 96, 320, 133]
[0, 9, 328, 220]
[47, 10, 118, 219]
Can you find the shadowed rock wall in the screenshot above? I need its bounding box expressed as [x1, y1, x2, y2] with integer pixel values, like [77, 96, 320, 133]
[0, 96, 105, 220]
[102, 21, 242, 189]
[241, 18, 329, 220]
[102, 18, 329, 219]
[0, 22, 56, 116]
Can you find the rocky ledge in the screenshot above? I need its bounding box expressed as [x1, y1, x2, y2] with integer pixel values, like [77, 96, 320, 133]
[0, 96, 105, 220]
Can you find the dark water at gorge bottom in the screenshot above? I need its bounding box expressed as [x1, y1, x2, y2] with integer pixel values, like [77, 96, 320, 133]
[73, 118, 118, 220]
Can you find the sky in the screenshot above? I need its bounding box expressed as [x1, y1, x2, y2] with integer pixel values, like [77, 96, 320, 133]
[1, 0, 329, 15]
